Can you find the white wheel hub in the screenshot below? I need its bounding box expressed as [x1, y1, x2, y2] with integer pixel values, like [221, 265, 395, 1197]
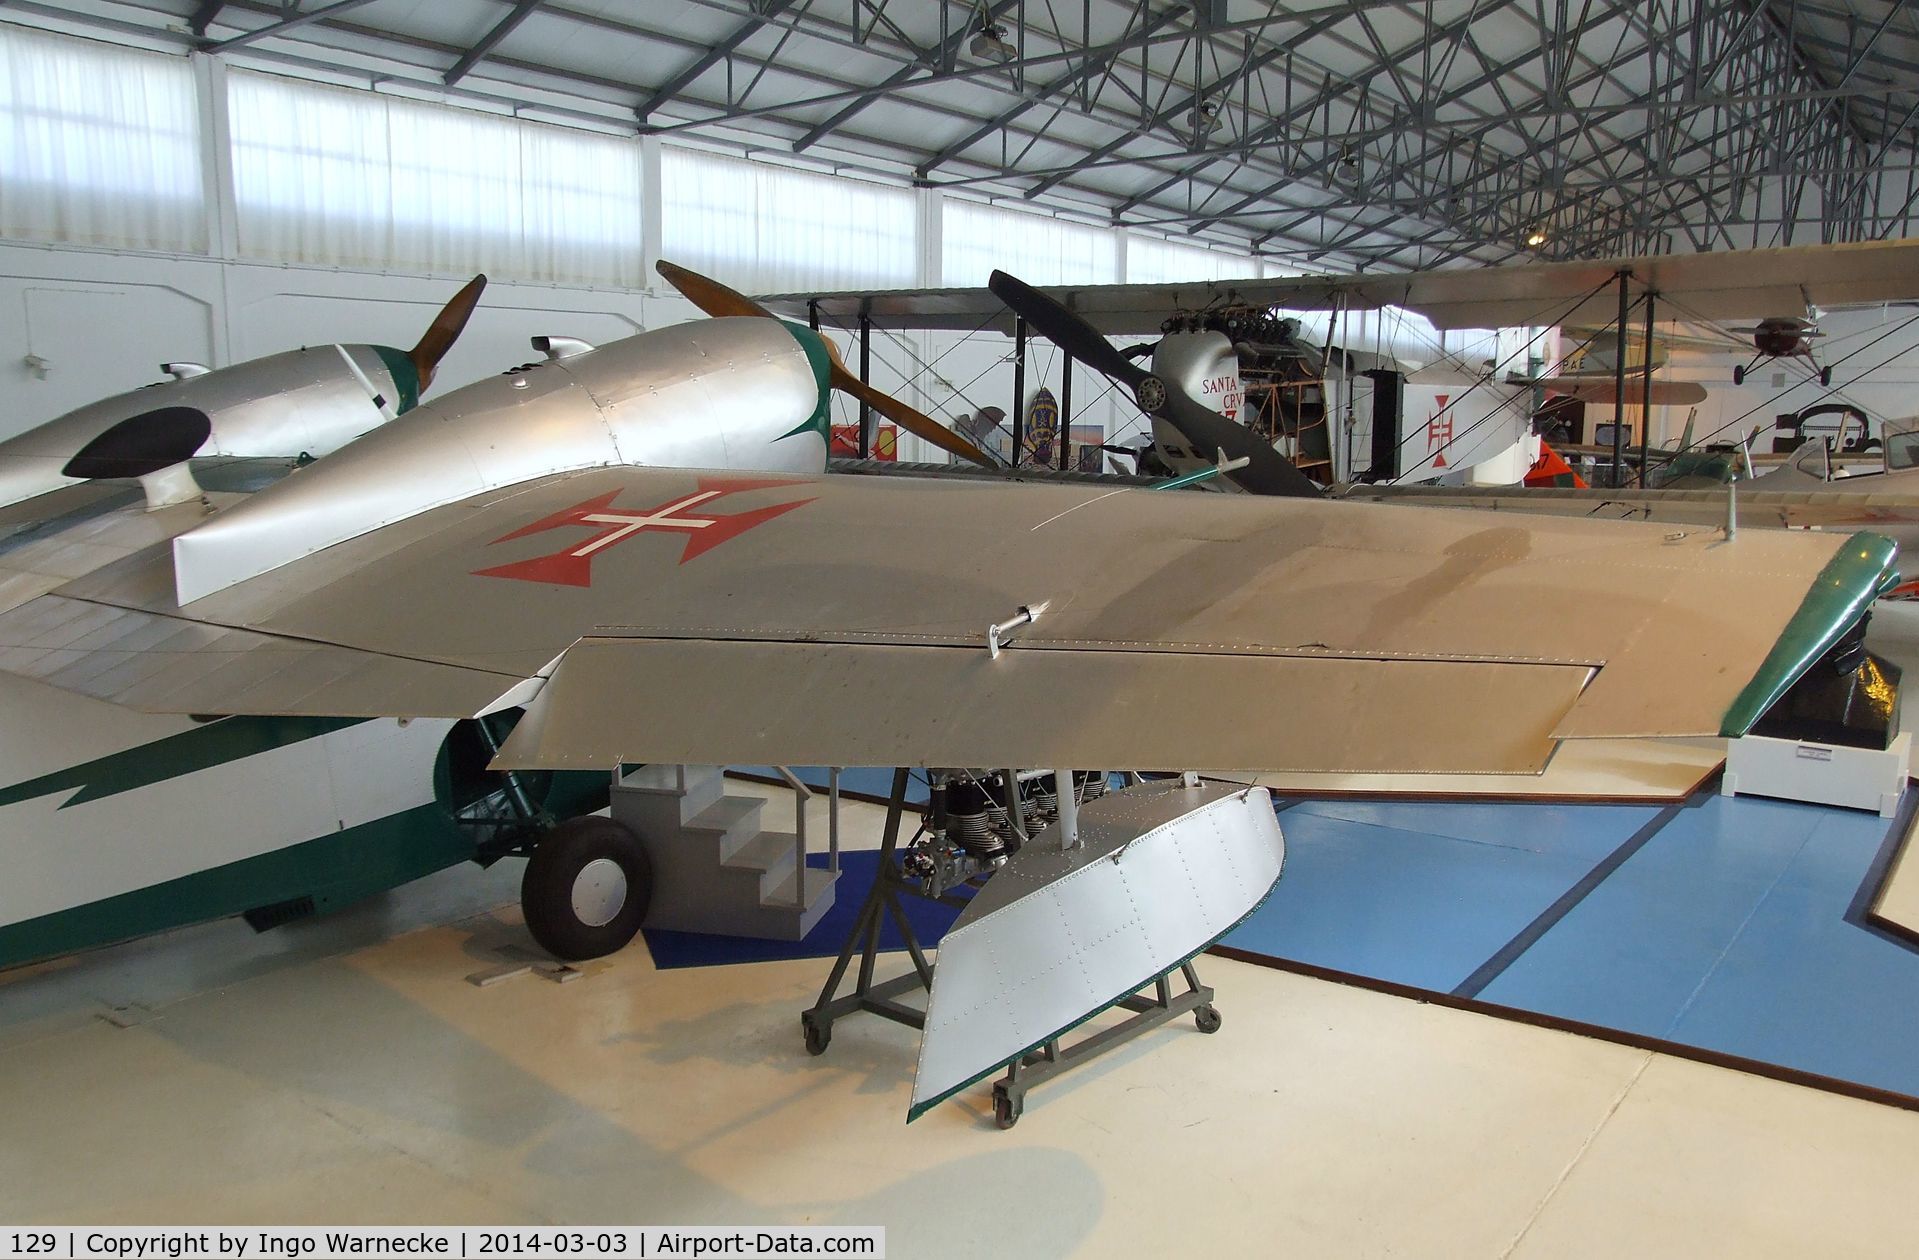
[570, 857, 628, 928]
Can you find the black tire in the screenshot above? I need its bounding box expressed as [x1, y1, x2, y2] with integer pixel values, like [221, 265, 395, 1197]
[1820, 366, 1834, 387]
[1195, 1004, 1223, 1034]
[802, 1014, 831, 1056]
[1732, 365, 1745, 385]
[521, 816, 652, 961]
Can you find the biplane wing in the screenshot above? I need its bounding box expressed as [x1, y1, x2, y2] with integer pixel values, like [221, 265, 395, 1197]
[762, 237, 1919, 334]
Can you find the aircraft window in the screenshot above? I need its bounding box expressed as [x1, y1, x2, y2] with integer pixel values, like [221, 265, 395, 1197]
[1885, 426, 1919, 470]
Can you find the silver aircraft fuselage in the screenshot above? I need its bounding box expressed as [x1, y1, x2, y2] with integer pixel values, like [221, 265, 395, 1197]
[0, 344, 416, 511]
[173, 317, 834, 604]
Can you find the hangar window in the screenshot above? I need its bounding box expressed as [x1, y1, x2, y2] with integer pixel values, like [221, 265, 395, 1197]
[660, 146, 917, 294]
[1125, 233, 1258, 285]
[0, 25, 204, 252]
[226, 71, 644, 287]
[943, 200, 1116, 288]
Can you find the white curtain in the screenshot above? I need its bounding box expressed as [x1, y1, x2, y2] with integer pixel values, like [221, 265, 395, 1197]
[943, 200, 1116, 287]
[1124, 233, 1259, 285]
[660, 147, 917, 293]
[228, 71, 644, 286]
[0, 25, 204, 252]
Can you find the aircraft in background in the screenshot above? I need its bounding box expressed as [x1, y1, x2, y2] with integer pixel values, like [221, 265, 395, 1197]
[763, 236, 1919, 489]
[1731, 315, 1832, 386]
[0, 275, 488, 518]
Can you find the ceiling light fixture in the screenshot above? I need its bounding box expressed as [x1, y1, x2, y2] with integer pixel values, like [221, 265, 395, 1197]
[970, 22, 1016, 62]
[1525, 228, 1549, 247]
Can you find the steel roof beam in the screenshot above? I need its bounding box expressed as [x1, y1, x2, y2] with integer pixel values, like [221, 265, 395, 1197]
[204, 0, 383, 51]
[443, 0, 545, 87]
[634, 0, 800, 124]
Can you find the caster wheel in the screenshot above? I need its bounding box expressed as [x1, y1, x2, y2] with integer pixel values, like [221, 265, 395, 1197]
[1820, 367, 1834, 387]
[992, 1084, 1022, 1129]
[1195, 1004, 1223, 1034]
[802, 1015, 830, 1056]
[1732, 366, 1746, 385]
[521, 816, 652, 961]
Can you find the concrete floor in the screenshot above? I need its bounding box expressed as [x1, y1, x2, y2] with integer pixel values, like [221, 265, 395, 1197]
[3, 784, 1919, 1256]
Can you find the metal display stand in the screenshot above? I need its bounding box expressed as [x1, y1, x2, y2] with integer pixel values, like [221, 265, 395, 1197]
[800, 767, 1223, 1127]
[801, 768, 956, 1054]
[989, 961, 1217, 1129]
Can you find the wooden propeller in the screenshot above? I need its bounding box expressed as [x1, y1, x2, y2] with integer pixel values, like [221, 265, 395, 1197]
[407, 274, 488, 392]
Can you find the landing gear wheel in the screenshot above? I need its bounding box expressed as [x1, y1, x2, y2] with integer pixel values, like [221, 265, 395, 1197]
[802, 1014, 830, 1056]
[1195, 1004, 1223, 1034]
[521, 816, 652, 961]
[1732, 365, 1746, 385]
[992, 1083, 1022, 1130]
[1820, 366, 1834, 387]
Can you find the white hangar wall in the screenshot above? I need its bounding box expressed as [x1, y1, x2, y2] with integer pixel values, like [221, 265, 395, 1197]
[0, 20, 1289, 464]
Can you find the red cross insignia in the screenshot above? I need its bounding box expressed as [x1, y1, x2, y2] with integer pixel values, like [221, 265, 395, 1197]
[1427, 395, 1453, 467]
[472, 476, 816, 587]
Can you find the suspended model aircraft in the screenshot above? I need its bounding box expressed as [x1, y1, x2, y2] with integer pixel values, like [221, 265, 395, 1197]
[0, 275, 489, 517]
[1731, 316, 1831, 386]
[0, 260, 1898, 1119]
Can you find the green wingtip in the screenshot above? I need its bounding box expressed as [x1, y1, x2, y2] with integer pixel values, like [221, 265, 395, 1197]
[1720, 531, 1899, 737]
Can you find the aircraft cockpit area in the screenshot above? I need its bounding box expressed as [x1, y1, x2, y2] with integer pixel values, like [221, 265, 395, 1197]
[4, 5, 1919, 1257]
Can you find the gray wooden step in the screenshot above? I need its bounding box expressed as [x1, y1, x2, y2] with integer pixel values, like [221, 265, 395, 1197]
[721, 828, 800, 897]
[611, 763, 722, 830]
[684, 795, 766, 857]
[756, 865, 840, 939]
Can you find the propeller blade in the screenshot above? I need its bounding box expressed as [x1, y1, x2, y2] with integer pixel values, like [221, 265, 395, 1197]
[655, 260, 774, 320]
[988, 269, 1320, 498]
[408, 273, 487, 391]
[987, 271, 1145, 385]
[657, 260, 995, 468]
[832, 369, 995, 467]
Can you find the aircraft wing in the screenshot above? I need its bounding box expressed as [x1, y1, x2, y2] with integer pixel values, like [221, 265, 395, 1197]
[0, 467, 1892, 775]
[761, 238, 1919, 334]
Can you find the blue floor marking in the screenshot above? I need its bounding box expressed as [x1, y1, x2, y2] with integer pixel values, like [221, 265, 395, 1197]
[1661, 806, 1919, 1095]
[1476, 794, 1842, 1035]
[1252, 788, 1919, 1102]
[1223, 802, 1655, 993]
[1453, 798, 1686, 998]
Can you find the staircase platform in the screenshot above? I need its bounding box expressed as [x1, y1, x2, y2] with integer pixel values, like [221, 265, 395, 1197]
[613, 765, 839, 941]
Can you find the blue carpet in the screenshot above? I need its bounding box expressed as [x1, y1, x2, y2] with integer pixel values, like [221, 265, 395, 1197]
[1228, 788, 1919, 1102]
[1224, 801, 1656, 992]
[640, 850, 964, 970]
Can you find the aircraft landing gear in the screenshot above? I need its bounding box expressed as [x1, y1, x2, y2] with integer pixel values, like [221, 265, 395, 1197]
[1820, 365, 1834, 387]
[520, 816, 653, 960]
[1732, 364, 1746, 385]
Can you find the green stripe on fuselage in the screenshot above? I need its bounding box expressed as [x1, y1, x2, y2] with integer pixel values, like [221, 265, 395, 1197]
[0, 802, 471, 970]
[774, 322, 834, 453]
[0, 716, 367, 811]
